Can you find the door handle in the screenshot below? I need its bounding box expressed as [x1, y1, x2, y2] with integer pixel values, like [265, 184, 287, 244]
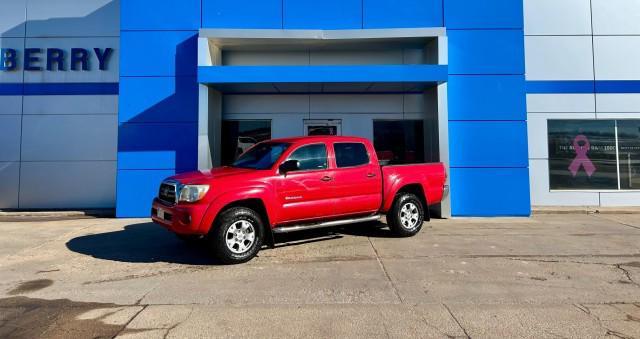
[321, 176, 333, 182]
[367, 173, 376, 178]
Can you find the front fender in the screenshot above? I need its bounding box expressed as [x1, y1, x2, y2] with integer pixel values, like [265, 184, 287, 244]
[197, 186, 277, 234]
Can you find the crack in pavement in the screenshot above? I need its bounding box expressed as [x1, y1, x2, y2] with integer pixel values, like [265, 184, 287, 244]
[592, 214, 640, 231]
[114, 304, 148, 338]
[414, 305, 459, 339]
[162, 306, 194, 339]
[443, 304, 470, 339]
[82, 266, 213, 285]
[573, 303, 639, 339]
[368, 237, 404, 304]
[615, 264, 640, 288]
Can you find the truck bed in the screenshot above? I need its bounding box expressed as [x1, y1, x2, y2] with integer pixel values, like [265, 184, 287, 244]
[381, 163, 447, 211]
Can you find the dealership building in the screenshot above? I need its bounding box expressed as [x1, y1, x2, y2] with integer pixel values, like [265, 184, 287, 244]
[1, 0, 640, 217]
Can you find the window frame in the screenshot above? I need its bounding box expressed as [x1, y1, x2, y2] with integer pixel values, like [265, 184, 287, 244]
[547, 118, 640, 192]
[279, 142, 329, 174]
[332, 142, 371, 169]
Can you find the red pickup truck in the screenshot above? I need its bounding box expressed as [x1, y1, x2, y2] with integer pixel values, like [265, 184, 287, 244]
[152, 136, 447, 264]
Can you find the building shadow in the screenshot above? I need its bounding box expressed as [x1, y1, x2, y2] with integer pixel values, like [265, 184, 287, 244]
[65, 220, 396, 265]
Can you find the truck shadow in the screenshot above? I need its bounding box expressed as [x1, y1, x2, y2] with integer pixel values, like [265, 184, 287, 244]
[65, 221, 395, 265]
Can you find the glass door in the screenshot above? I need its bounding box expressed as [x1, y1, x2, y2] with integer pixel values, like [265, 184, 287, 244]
[304, 119, 342, 136]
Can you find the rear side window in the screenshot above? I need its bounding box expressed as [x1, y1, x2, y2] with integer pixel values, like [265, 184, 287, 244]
[334, 143, 369, 168]
[288, 144, 328, 171]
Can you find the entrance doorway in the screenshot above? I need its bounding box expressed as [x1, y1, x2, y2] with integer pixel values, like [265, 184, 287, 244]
[304, 119, 342, 136]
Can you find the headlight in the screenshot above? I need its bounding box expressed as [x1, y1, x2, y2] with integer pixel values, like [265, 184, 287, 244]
[178, 185, 209, 202]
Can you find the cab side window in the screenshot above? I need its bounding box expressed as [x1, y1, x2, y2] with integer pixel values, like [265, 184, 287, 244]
[288, 144, 328, 171]
[334, 143, 369, 168]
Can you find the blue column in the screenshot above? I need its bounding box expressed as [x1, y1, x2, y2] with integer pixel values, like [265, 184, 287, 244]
[117, 0, 201, 217]
[445, 0, 531, 216]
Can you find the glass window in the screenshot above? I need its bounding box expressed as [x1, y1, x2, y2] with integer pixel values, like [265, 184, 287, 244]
[548, 120, 617, 190]
[287, 144, 328, 171]
[373, 120, 424, 164]
[221, 120, 271, 166]
[334, 143, 369, 168]
[232, 142, 290, 170]
[617, 120, 640, 190]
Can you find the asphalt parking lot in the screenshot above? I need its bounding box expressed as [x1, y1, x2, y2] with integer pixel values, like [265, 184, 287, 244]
[0, 213, 639, 338]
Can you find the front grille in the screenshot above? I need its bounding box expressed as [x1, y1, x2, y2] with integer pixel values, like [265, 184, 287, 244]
[159, 182, 177, 204]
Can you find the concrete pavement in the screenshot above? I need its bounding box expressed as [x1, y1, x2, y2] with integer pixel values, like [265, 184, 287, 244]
[0, 214, 639, 338]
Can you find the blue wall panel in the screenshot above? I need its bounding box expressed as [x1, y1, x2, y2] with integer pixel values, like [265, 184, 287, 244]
[283, 0, 362, 29]
[116, 169, 178, 217]
[119, 77, 198, 123]
[199, 65, 448, 84]
[448, 75, 526, 121]
[119, 1, 201, 217]
[450, 167, 531, 216]
[118, 123, 198, 170]
[121, 0, 201, 30]
[449, 121, 528, 168]
[120, 31, 198, 77]
[363, 0, 443, 28]
[448, 30, 524, 75]
[202, 0, 283, 28]
[444, 0, 523, 29]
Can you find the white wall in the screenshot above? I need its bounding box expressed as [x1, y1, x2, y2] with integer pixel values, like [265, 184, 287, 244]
[0, 0, 119, 209]
[524, 0, 640, 207]
[221, 93, 424, 140]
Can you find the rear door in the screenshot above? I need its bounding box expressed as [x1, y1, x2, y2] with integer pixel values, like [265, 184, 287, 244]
[275, 143, 335, 223]
[330, 142, 382, 216]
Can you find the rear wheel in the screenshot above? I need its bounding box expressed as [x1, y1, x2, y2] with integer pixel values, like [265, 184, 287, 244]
[209, 207, 264, 264]
[387, 193, 425, 237]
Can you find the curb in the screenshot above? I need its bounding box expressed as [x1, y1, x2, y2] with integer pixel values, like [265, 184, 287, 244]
[0, 209, 115, 218]
[532, 207, 640, 215]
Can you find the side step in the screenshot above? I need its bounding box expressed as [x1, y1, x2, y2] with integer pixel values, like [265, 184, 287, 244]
[272, 214, 381, 234]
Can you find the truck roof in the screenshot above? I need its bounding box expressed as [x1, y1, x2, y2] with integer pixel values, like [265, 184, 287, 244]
[269, 135, 370, 144]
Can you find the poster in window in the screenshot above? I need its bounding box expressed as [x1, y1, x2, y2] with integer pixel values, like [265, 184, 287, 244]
[548, 120, 617, 190]
[617, 120, 640, 190]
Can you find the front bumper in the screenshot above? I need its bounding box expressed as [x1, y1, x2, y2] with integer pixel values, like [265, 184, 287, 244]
[151, 198, 208, 235]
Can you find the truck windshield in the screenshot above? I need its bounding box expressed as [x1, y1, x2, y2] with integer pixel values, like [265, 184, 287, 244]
[231, 142, 291, 170]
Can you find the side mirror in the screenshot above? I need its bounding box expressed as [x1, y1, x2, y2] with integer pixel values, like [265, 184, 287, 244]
[279, 160, 300, 175]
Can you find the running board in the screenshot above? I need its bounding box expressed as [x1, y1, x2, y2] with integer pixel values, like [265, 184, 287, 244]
[272, 215, 381, 234]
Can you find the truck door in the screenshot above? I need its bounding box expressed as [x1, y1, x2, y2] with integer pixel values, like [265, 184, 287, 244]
[330, 142, 382, 216]
[275, 143, 336, 223]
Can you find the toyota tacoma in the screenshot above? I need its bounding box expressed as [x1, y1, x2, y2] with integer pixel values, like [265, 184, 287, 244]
[152, 136, 447, 264]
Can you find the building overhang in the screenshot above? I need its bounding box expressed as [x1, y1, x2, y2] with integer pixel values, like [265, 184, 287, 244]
[197, 28, 448, 93]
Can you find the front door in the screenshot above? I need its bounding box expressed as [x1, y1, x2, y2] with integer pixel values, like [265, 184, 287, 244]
[304, 119, 342, 136]
[276, 143, 335, 224]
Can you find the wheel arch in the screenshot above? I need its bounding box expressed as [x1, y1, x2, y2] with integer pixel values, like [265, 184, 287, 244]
[210, 198, 275, 247]
[393, 184, 430, 221]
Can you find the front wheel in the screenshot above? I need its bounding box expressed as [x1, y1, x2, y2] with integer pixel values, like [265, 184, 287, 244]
[209, 207, 264, 264]
[387, 193, 425, 237]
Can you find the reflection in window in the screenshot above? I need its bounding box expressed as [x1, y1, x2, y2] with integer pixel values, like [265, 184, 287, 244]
[548, 120, 617, 190]
[287, 144, 328, 171]
[221, 120, 271, 166]
[335, 143, 369, 168]
[373, 120, 424, 165]
[617, 120, 640, 190]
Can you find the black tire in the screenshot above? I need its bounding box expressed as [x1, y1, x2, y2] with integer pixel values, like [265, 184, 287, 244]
[208, 207, 264, 264]
[387, 193, 425, 237]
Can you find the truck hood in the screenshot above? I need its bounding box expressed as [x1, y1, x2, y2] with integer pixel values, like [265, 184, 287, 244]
[171, 167, 256, 184]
